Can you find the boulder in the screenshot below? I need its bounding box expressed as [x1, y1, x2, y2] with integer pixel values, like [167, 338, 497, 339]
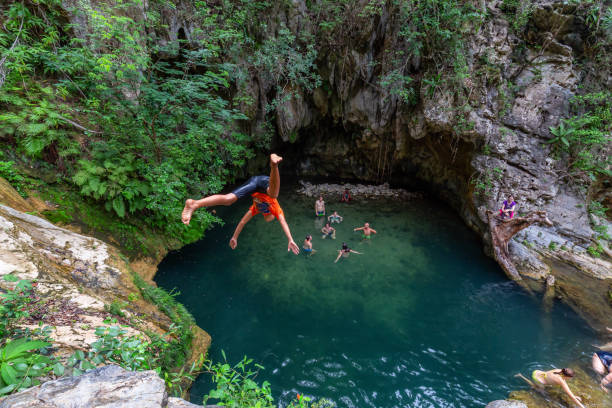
[0, 365, 215, 408]
[485, 401, 527, 408]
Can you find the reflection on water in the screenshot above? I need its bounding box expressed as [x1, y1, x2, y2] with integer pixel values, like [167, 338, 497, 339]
[156, 191, 595, 407]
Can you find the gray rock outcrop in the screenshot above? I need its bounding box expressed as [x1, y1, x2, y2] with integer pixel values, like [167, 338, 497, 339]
[0, 365, 212, 408]
[0, 187, 210, 373]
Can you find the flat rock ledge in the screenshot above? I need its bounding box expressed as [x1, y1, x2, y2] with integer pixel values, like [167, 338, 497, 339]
[0, 365, 218, 408]
[297, 180, 422, 200]
[485, 401, 527, 408]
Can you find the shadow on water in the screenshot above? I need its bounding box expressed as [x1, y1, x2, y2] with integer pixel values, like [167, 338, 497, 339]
[156, 190, 596, 407]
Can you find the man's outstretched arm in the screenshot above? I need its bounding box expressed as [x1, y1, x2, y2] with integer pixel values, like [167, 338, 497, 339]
[230, 210, 253, 249]
[278, 214, 299, 254]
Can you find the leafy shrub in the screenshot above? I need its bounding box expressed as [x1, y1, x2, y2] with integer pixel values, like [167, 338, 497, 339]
[0, 338, 52, 396]
[0, 161, 27, 197]
[546, 96, 612, 183]
[41, 209, 73, 224]
[202, 353, 334, 408]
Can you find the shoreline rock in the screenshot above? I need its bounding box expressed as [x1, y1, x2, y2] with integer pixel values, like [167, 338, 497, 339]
[0, 365, 217, 408]
[296, 180, 423, 200]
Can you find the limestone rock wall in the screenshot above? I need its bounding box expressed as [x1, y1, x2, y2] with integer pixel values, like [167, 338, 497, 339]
[0, 180, 210, 372]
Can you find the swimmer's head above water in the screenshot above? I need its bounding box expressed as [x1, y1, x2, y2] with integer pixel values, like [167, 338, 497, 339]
[557, 368, 575, 378]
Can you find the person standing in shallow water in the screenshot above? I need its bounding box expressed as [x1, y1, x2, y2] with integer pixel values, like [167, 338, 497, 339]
[354, 222, 377, 240]
[302, 235, 316, 256]
[515, 368, 586, 408]
[315, 196, 326, 217]
[181, 154, 300, 254]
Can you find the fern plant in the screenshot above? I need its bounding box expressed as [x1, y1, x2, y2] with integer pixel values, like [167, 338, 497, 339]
[72, 158, 150, 218]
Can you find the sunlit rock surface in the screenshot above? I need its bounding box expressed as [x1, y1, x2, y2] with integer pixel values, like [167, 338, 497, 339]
[485, 400, 527, 408]
[0, 180, 210, 368]
[0, 365, 214, 408]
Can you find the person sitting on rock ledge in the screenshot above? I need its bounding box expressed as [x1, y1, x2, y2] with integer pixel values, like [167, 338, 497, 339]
[340, 188, 352, 203]
[515, 368, 586, 408]
[328, 210, 343, 224]
[181, 154, 300, 254]
[499, 195, 517, 220]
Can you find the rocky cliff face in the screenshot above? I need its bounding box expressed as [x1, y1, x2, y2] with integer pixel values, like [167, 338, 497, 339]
[0, 180, 210, 391]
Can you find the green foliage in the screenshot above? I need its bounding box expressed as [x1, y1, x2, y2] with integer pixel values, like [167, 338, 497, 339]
[253, 26, 321, 110]
[545, 92, 612, 183]
[0, 276, 35, 339]
[41, 209, 73, 224]
[0, 0, 262, 244]
[131, 273, 195, 372]
[470, 166, 504, 197]
[0, 275, 201, 397]
[105, 300, 127, 318]
[203, 355, 274, 407]
[0, 338, 52, 396]
[587, 242, 604, 258]
[500, 0, 534, 32]
[0, 277, 54, 396]
[0, 161, 27, 197]
[548, 241, 558, 251]
[202, 353, 334, 408]
[587, 200, 610, 258]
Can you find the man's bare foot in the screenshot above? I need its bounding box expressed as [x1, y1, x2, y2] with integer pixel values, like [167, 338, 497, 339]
[182, 199, 196, 225]
[270, 153, 283, 166]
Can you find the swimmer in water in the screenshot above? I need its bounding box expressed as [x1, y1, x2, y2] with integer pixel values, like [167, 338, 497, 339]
[593, 350, 612, 392]
[515, 368, 585, 408]
[328, 210, 343, 224]
[334, 242, 361, 263]
[303, 235, 316, 256]
[181, 154, 299, 254]
[321, 223, 336, 239]
[315, 196, 326, 217]
[354, 222, 377, 240]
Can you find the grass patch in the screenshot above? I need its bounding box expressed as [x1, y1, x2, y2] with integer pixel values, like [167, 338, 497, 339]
[131, 272, 196, 371]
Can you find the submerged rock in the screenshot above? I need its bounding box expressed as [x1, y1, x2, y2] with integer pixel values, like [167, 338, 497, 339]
[485, 401, 527, 408]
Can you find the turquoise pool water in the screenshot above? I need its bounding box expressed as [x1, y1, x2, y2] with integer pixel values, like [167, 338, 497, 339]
[155, 191, 595, 407]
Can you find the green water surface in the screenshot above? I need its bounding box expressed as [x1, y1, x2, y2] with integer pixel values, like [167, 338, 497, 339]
[156, 191, 595, 407]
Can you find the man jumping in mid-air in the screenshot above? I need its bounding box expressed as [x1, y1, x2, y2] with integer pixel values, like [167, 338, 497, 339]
[181, 154, 300, 254]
